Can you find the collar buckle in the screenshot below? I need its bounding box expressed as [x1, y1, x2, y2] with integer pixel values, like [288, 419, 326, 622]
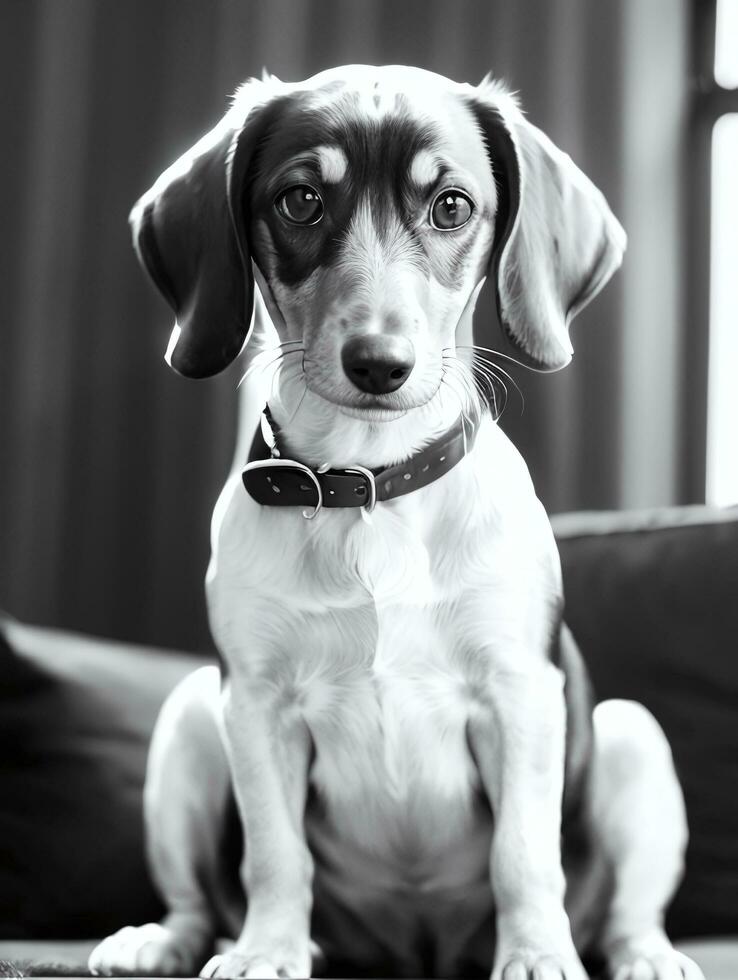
[345, 465, 377, 513]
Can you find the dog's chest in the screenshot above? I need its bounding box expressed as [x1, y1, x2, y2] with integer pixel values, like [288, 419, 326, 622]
[306, 597, 484, 839]
[295, 559, 495, 957]
[257, 508, 495, 867]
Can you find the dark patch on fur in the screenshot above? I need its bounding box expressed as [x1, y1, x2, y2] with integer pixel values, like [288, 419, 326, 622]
[245, 90, 462, 288]
[461, 97, 562, 368]
[463, 97, 519, 262]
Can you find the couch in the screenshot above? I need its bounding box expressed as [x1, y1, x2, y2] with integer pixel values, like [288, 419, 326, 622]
[1, 505, 736, 978]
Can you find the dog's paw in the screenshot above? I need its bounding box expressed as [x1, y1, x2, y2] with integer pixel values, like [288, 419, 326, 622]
[492, 949, 589, 980]
[606, 933, 705, 980]
[88, 922, 205, 977]
[610, 955, 704, 980]
[200, 944, 311, 979]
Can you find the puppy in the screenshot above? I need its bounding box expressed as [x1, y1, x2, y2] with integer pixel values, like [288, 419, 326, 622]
[89, 67, 703, 980]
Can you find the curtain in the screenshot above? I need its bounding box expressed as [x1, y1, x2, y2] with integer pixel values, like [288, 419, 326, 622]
[0, 0, 697, 650]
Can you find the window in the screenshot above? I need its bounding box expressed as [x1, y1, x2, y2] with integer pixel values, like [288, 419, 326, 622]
[715, 0, 738, 88]
[706, 0, 738, 504]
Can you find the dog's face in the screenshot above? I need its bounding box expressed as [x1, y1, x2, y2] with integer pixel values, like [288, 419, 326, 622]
[130, 66, 626, 400]
[245, 70, 496, 416]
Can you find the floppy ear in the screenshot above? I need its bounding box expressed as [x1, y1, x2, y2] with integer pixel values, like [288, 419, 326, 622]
[129, 80, 282, 378]
[469, 83, 627, 371]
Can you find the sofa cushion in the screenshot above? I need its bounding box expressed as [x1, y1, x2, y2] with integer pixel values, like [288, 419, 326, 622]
[0, 616, 210, 939]
[1, 505, 736, 945]
[554, 505, 738, 940]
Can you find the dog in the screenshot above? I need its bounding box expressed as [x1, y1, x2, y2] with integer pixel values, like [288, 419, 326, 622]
[89, 66, 704, 980]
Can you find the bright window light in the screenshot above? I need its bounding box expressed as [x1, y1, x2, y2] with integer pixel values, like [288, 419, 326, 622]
[715, 0, 738, 89]
[706, 114, 738, 505]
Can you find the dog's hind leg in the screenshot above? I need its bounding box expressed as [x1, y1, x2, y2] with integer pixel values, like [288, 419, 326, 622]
[589, 699, 704, 980]
[89, 665, 237, 977]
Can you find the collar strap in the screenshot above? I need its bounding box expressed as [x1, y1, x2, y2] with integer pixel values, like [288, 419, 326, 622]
[242, 410, 478, 519]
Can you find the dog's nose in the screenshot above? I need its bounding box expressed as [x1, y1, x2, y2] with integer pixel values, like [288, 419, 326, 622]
[341, 336, 415, 395]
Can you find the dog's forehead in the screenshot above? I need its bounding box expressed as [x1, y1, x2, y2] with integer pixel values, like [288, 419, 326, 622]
[249, 66, 492, 192]
[305, 64, 461, 118]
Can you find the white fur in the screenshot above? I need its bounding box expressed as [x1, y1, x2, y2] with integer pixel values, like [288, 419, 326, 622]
[90, 66, 699, 980]
[315, 145, 347, 184]
[409, 149, 441, 188]
[206, 364, 576, 977]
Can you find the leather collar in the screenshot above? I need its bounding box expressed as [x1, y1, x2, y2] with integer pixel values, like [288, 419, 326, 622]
[242, 408, 479, 519]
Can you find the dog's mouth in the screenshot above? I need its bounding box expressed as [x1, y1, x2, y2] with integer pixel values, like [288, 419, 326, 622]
[316, 382, 445, 422]
[336, 402, 410, 422]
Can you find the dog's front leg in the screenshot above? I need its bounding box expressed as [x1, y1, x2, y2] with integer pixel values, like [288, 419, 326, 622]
[201, 675, 314, 980]
[469, 658, 587, 980]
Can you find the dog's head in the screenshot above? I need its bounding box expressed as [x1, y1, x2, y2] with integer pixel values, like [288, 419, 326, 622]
[131, 65, 625, 416]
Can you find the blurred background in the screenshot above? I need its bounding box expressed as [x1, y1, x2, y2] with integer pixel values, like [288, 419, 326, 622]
[1, 0, 735, 652]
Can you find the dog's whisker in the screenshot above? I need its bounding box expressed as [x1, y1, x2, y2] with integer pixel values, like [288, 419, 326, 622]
[238, 352, 283, 387]
[285, 378, 310, 427]
[441, 356, 473, 396]
[272, 367, 306, 401]
[470, 368, 500, 421]
[237, 348, 305, 389]
[454, 343, 554, 376]
[472, 361, 519, 417]
[439, 371, 471, 420]
[442, 355, 490, 422]
[445, 377, 483, 431]
[269, 351, 309, 401]
[467, 364, 501, 422]
[456, 348, 523, 416]
[269, 358, 298, 401]
[443, 377, 483, 435]
[467, 351, 518, 392]
[474, 365, 509, 421]
[442, 357, 482, 411]
[468, 364, 500, 419]
[475, 369, 504, 420]
[466, 355, 507, 397]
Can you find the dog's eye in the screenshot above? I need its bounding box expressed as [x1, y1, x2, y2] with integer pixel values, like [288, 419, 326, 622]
[430, 189, 474, 231]
[275, 185, 324, 225]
